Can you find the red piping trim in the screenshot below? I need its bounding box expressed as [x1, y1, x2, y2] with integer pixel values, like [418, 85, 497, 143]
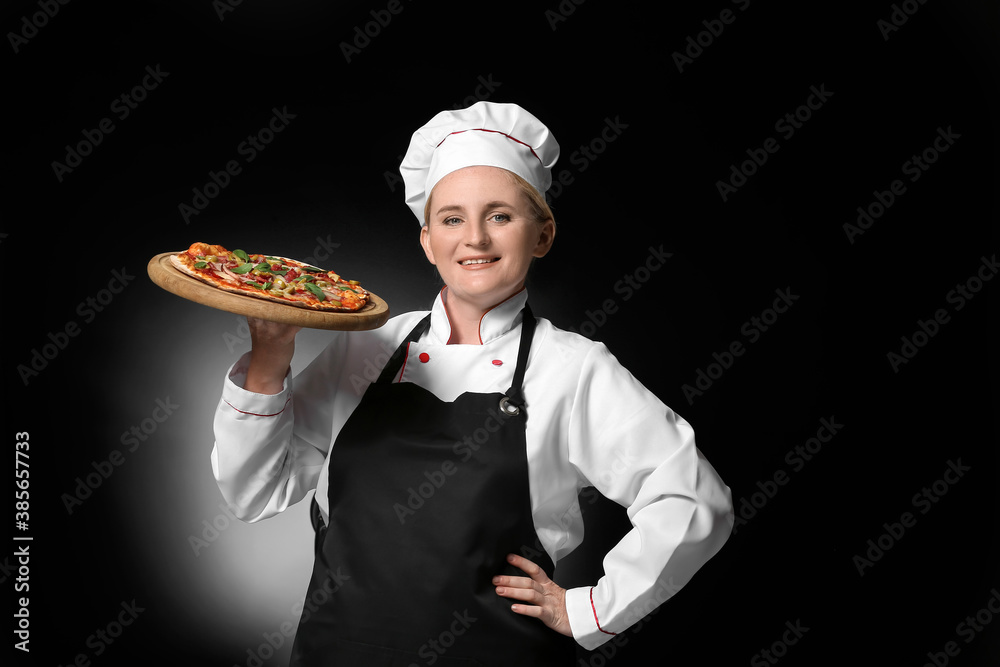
[589, 588, 617, 636]
[440, 286, 527, 345]
[397, 342, 413, 381]
[476, 286, 527, 345]
[436, 128, 543, 165]
[224, 395, 292, 418]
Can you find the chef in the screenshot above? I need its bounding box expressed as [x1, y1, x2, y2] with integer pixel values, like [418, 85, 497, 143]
[211, 101, 733, 666]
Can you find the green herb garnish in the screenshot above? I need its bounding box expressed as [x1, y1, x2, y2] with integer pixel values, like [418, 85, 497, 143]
[303, 282, 327, 301]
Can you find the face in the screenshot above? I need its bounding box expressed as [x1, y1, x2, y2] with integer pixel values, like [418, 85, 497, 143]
[420, 166, 555, 314]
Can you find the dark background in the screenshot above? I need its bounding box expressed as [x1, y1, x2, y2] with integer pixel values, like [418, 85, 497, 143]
[5, 0, 998, 665]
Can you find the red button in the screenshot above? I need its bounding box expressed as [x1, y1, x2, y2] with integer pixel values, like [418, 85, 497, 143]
[418, 352, 430, 363]
[492, 359, 503, 366]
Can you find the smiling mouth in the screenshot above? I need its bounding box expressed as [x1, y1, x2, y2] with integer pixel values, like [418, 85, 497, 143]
[459, 257, 500, 265]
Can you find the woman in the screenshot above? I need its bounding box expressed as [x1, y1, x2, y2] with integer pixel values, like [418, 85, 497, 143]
[212, 101, 733, 666]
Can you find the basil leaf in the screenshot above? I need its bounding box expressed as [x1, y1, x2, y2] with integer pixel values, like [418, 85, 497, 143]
[302, 265, 326, 273]
[231, 263, 254, 274]
[233, 249, 249, 262]
[250, 262, 288, 276]
[303, 282, 327, 301]
[193, 261, 208, 269]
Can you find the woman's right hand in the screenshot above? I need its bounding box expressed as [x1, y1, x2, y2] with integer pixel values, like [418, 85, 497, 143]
[243, 317, 302, 394]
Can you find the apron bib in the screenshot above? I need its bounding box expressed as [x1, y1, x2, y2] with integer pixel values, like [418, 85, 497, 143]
[290, 305, 576, 666]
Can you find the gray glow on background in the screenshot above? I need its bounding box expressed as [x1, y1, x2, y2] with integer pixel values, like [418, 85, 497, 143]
[93, 238, 439, 660]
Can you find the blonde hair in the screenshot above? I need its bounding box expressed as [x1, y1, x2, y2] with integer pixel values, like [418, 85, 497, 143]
[423, 168, 555, 227]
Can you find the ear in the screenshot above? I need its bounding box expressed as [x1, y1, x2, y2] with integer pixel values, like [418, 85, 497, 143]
[532, 218, 556, 259]
[419, 224, 437, 265]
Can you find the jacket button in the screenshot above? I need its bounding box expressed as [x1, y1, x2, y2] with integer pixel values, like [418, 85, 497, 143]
[492, 359, 503, 366]
[419, 353, 430, 363]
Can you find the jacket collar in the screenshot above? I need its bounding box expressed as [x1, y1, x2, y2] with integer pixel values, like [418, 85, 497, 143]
[428, 287, 528, 345]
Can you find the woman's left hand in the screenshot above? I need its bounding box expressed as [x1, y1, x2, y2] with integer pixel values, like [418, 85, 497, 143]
[493, 553, 573, 637]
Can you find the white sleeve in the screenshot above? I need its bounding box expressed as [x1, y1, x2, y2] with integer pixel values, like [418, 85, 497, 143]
[563, 343, 733, 650]
[210, 345, 338, 523]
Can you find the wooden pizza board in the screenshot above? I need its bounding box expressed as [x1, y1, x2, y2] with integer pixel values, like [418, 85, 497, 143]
[147, 251, 390, 331]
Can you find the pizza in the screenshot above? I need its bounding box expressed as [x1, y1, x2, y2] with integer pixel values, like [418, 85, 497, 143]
[170, 242, 369, 312]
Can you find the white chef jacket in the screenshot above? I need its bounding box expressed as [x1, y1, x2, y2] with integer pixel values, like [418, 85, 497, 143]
[211, 288, 733, 651]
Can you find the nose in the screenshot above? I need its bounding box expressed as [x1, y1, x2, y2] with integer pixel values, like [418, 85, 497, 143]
[464, 219, 490, 247]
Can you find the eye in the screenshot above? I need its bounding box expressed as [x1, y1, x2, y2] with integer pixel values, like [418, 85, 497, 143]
[442, 216, 463, 226]
[489, 213, 511, 223]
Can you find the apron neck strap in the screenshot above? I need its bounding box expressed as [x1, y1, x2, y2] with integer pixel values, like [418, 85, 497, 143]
[502, 303, 535, 413]
[376, 313, 432, 385]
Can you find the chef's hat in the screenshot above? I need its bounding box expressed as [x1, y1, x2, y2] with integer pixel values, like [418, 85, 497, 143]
[400, 101, 560, 225]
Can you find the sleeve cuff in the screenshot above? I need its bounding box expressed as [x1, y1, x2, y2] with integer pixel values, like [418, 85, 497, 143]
[220, 352, 292, 418]
[565, 586, 618, 651]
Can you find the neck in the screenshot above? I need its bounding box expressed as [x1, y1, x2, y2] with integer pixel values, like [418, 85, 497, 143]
[441, 286, 522, 345]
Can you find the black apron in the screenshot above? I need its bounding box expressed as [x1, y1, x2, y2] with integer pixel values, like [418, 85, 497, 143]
[290, 305, 576, 667]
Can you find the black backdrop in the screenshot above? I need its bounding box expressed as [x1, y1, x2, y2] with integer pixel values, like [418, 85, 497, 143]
[5, 1, 998, 665]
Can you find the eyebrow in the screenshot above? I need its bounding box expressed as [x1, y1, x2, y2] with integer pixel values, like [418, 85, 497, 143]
[435, 201, 515, 216]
